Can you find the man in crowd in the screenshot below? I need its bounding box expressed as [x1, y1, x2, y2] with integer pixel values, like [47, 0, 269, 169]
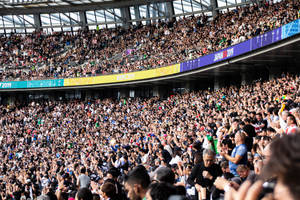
[124, 166, 150, 200]
[77, 167, 91, 189]
[75, 188, 93, 200]
[188, 149, 222, 200]
[220, 131, 248, 176]
[253, 113, 268, 133]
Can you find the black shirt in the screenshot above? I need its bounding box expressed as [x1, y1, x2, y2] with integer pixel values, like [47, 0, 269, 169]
[244, 124, 256, 150]
[161, 149, 172, 164]
[187, 162, 222, 188]
[243, 124, 256, 137]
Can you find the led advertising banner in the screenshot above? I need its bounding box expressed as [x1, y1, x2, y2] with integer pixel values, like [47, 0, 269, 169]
[181, 40, 252, 72]
[180, 19, 300, 73]
[0, 79, 64, 89]
[64, 64, 180, 87]
[181, 27, 283, 72]
[251, 27, 282, 50]
[282, 19, 300, 39]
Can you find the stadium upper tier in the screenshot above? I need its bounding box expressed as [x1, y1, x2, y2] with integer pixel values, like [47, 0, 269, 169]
[0, 0, 299, 82]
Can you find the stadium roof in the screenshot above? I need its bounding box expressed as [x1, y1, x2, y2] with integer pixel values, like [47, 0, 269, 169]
[0, 0, 115, 8]
[0, 0, 176, 15]
[0, 0, 254, 34]
[0, 0, 174, 10]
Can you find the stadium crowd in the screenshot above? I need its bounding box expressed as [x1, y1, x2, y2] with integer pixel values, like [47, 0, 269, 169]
[0, 73, 300, 200]
[0, 0, 299, 81]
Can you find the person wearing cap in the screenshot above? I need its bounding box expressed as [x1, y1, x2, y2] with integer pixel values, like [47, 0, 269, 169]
[153, 167, 175, 185]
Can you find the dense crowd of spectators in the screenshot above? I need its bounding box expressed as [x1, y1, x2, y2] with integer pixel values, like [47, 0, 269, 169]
[0, 73, 300, 200]
[0, 0, 299, 81]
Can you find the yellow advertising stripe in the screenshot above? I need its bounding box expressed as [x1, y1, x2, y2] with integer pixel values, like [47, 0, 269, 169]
[64, 64, 180, 87]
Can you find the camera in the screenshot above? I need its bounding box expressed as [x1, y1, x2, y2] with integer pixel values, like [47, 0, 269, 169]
[258, 181, 276, 200]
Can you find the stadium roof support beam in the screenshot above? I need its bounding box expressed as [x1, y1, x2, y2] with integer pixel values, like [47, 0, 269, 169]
[79, 11, 87, 29]
[0, 0, 174, 15]
[102, 9, 121, 21]
[157, 3, 164, 17]
[60, 0, 76, 6]
[34, 13, 42, 30]
[0, 2, 4, 8]
[149, 3, 166, 18]
[210, 0, 218, 17]
[16, 15, 36, 29]
[60, 12, 80, 24]
[216, 0, 234, 5]
[166, 1, 175, 19]
[133, 5, 141, 26]
[2, 15, 14, 27]
[120, 6, 131, 28]
[151, 4, 158, 22]
[49, 13, 69, 24]
[214, 1, 252, 10]
[145, 4, 151, 25]
[191, 0, 210, 10]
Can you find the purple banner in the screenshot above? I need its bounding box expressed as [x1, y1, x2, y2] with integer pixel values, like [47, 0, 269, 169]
[272, 27, 282, 43]
[252, 27, 282, 50]
[180, 40, 251, 72]
[180, 27, 282, 72]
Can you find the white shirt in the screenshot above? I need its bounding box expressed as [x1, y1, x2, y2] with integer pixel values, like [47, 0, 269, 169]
[279, 116, 287, 131]
[169, 155, 182, 165]
[164, 145, 173, 156]
[141, 153, 149, 164]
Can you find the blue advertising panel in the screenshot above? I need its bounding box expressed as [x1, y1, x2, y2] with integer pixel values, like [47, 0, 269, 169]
[0, 79, 64, 89]
[282, 19, 300, 39]
[0, 81, 26, 89]
[27, 79, 64, 88]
